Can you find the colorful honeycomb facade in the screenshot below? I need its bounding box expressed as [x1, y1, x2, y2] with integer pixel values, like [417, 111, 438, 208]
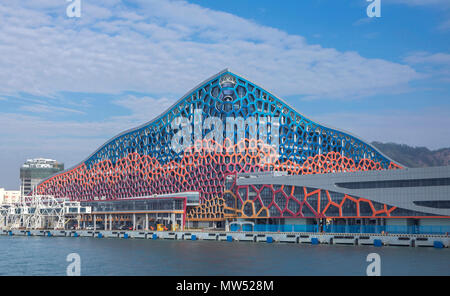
[225, 177, 400, 219]
[34, 70, 402, 219]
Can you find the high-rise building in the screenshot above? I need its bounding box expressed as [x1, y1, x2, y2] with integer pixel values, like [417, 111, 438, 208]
[20, 158, 64, 196]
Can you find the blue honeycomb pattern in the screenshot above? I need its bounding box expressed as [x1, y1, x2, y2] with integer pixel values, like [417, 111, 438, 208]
[83, 69, 394, 170]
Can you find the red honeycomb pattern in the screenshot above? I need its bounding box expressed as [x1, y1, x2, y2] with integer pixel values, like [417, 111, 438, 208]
[34, 139, 401, 219]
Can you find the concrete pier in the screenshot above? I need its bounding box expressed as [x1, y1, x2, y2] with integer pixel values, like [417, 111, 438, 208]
[1, 229, 448, 248]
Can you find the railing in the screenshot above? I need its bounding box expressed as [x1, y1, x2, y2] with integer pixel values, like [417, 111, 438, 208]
[231, 224, 319, 233]
[230, 224, 450, 235]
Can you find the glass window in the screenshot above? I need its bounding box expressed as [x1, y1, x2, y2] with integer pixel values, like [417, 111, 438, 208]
[413, 200, 450, 209]
[336, 178, 450, 189]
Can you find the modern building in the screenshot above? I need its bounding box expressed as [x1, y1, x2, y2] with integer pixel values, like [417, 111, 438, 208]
[231, 167, 450, 234]
[32, 69, 450, 234]
[20, 158, 64, 196]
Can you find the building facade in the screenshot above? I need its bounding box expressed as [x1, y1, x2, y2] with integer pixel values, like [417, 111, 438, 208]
[20, 158, 64, 196]
[228, 167, 450, 234]
[32, 70, 450, 233]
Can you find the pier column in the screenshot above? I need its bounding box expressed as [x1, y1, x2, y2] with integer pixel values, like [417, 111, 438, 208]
[133, 213, 136, 231]
[94, 214, 96, 231]
[145, 213, 148, 231]
[360, 219, 364, 233]
[345, 219, 349, 233]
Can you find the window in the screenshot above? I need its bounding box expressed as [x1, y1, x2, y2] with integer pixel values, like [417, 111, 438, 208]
[336, 178, 450, 189]
[413, 200, 450, 209]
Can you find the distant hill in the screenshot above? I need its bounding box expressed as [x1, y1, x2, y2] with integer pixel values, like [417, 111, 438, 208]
[372, 142, 450, 168]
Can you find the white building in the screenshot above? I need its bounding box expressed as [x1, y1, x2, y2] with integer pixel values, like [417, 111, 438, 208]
[0, 188, 21, 204]
[20, 158, 64, 196]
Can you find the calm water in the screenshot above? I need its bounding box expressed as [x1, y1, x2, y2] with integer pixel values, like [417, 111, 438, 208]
[0, 236, 448, 276]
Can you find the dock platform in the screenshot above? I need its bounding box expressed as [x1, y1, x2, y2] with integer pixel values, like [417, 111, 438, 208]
[1, 229, 448, 248]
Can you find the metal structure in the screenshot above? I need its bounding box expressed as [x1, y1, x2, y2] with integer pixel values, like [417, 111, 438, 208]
[0, 194, 89, 230]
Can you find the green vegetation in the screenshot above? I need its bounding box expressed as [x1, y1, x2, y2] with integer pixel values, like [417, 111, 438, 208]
[372, 142, 450, 168]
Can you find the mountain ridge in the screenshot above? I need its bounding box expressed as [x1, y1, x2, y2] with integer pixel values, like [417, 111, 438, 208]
[372, 141, 450, 168]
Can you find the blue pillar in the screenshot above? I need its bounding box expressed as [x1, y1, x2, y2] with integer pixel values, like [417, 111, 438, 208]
[433, 241, 444, 249]
[373, 239, 382, 247]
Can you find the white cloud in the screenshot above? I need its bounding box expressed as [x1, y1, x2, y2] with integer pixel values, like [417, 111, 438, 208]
[20, 104, 86, 115]
[112, 95, 175, 122]
[403, 51, 450, 82]
[0, 0, 421, 100]
[404, 52, 450, 64]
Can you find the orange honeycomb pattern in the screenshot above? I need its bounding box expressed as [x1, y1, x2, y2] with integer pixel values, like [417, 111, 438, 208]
[34, 138, 401, 220]
[186, 196, 237, 221]
[228, 181, 400, 219]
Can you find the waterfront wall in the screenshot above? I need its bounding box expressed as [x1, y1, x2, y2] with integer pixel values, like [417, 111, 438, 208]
[231, 223, 450, 235]
[1, 229, 448, 248]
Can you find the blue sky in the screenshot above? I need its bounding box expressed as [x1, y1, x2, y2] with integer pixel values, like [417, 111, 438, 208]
[0, 0, 449, 189]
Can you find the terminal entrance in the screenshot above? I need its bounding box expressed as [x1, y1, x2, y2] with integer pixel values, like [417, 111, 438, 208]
[77, 196, 188, 231]
[79, 212, 184, 231]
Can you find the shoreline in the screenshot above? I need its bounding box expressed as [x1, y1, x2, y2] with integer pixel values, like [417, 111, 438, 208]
[1, 229, 449, 248]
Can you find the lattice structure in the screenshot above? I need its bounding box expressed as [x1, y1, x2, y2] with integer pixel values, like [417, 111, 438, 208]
[186, 196, 236, 221]
[0, 195, 68, 230]
[34, 70, 402, 220]
[225, 173, 444, 219]
[227, 180, 400, 219]
[35, 139, 398, 201]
